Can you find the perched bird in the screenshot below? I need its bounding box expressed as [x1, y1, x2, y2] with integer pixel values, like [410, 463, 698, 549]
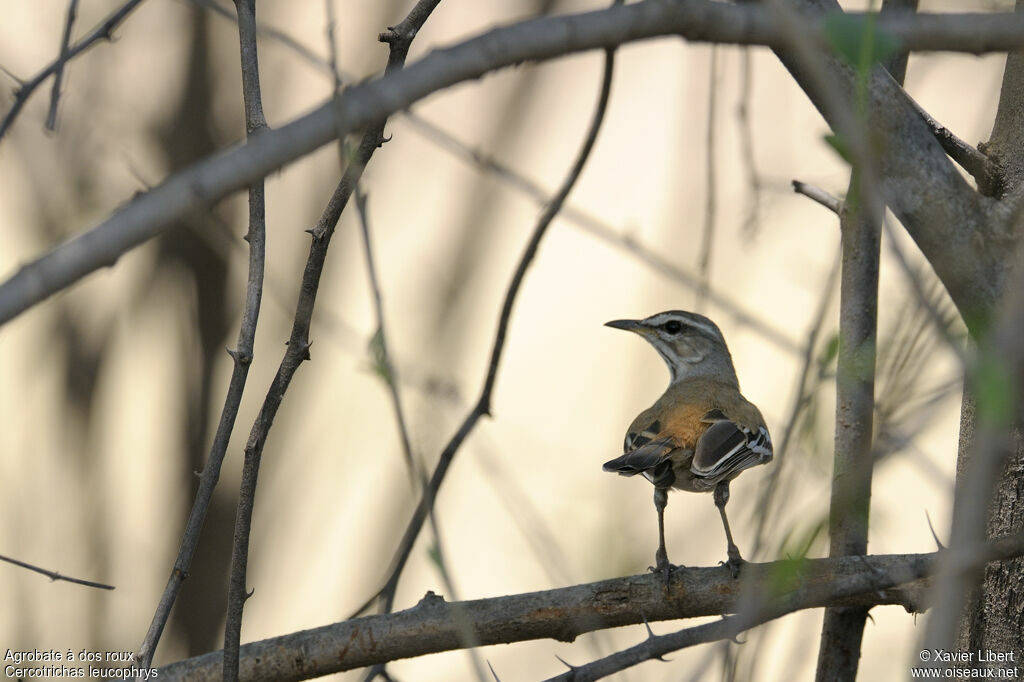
[602, 310, 772, 576]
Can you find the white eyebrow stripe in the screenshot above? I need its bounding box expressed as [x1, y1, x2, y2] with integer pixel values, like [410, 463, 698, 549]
[646, 313, 723, 342]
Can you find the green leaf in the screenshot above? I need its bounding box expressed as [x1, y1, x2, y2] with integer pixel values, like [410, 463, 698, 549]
[823, 14, 901, 70]
[976, 353, 1015, 427]
[819, 333, 841, 369]
[367, 326, 391, 382]
[824, 133, 852, 164]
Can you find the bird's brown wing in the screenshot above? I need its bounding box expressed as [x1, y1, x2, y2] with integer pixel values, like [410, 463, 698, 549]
[689, 409, 773, 490]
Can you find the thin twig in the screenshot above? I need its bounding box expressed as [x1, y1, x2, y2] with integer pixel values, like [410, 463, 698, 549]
[220, 3, 442, 679]
[323, 0, 342, 92]
[355, 188, 488, 682]
[750, 250, 839, 556]
[185, 0, 797, 359]
[903, 89, 998, 194]
[791, 180, 842, 215]
[46, 0, 79, 132]
[881, 216, 966, 366]
[217, 1, 271, 679]
[0, 0, 147, 142]
[737, 49, 763, 236]
[696, 45, 718, 311]
[135, 0, 268, 673]
[355, 189, 415, 477]
[0, 552, 114, 590]
[400, 114, 802, 356]
[371, 30, 618, 618]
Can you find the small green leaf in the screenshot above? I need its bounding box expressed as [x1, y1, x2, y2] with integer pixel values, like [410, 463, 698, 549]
[820, 333, 841, 369]
[976, 353, 1015, 427]
[367, 326, 391, 382]
[427, 544, 442, 570]
[823, 14, 901, 70]
[824, 133, 852, 164]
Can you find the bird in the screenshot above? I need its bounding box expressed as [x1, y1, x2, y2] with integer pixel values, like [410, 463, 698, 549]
[602, 310, 772, 577]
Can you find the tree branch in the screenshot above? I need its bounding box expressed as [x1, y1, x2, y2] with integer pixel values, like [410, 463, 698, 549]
[4, 3, 1024, 325]
[0, 552, 114, 591]
[134, 0, 268, 670]
[547, 533, 1024, 682]
[219, 3, 441, 679]
[155, 549, 952, 682]
[45, 0, 79, 132]
[372, 26, 617, 619]
[792, 179, 843, 214]
[0, 0, 147, 142]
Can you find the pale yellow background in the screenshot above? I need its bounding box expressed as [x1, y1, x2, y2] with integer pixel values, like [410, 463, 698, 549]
[0, 1, 996, 680]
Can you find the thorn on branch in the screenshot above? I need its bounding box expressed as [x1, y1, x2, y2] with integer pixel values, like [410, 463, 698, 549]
[554, 655, 577, 671]
[245, 587, 255, 601]
[416, 590, 446, 608]
[925, 510, 947, 550]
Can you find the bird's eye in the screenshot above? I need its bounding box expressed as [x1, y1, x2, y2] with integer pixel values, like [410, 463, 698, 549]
[663, 320, 683, 335]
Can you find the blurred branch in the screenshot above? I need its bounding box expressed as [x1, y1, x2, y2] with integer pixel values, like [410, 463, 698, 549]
[696, 46, 718, 310]
[0, 552, 114, 591]
[355, 188, 487, 682]
[355, 190, 416, 478]
[737, 49, 763, 235]
[135, 0, 268, 670]
[220, 3, 442, 680]
[0, 0, 147, 142]
[45, 0, 79, 131]
[4, 2, 1024, 324]
[370, 32, 617, 619]
[156, 547, 952, 682]
[921, 251, 1024, 662]
[792, 180, 842, 215]
[401, 115, 802, 355]
[751, 251, 839, 555]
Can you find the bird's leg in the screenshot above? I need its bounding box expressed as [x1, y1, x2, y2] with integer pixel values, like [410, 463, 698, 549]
[650, 487, 673, 578]
[713, 481, 744, 577]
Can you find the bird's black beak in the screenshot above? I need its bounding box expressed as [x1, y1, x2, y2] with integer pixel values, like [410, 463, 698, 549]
[605, 319, 644, 332]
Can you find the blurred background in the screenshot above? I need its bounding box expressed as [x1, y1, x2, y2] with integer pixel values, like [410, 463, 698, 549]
[0, 0, 1002, 679]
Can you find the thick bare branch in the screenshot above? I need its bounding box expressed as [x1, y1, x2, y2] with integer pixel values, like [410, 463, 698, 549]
[4, 3, 1024, 325]
[547, 533, 1024, 682]
[155, 549, 948, 682]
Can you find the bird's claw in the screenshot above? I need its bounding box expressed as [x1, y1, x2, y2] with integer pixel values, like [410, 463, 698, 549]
[720, 555, 745, 578]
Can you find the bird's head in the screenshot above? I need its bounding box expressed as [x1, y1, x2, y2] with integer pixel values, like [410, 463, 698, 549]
[605, 310, 738, 386]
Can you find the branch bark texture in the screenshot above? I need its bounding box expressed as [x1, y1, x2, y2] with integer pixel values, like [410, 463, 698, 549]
[157, 552, 938, 682]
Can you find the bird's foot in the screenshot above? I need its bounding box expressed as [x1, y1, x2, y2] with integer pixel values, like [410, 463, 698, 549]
[720, 552, 744, 578]
[648, 557, 677, 585]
